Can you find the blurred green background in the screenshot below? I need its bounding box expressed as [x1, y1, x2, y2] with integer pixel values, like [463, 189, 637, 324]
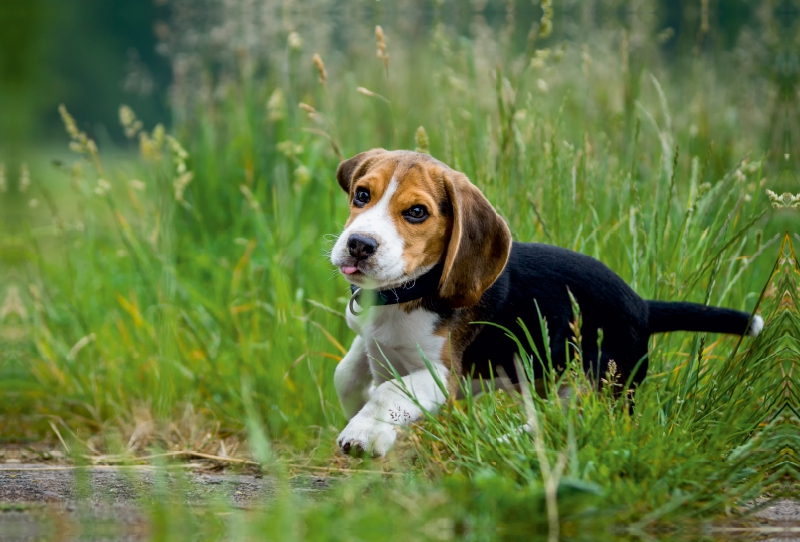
[0, 0, 798, 534]
[1, 0, 793, 149]
[0, 0, 170, 145]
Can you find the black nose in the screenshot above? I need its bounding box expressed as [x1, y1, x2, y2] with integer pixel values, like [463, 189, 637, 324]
[347, 234, 379, 261]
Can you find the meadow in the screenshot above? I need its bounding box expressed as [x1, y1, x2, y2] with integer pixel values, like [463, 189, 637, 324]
[4, 1, 799, 538]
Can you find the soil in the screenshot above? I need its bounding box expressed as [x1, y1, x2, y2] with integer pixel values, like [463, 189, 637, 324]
[0, 462, 331, 540]
[749, 500, 800, 542]
[0, 463, 329, 506]
[0, 462, 798, 541]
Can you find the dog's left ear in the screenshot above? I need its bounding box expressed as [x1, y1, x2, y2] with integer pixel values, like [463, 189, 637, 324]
[336, 148, 388, 193]
[439, 170, 512, 307]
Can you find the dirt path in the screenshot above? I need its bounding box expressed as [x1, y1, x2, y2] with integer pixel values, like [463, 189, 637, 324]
[754, 499, 800, 522]
[0, 464, 328, 507]
[0, 463, 331, 540]
[748, 500, 800, 542]
[0, 463, 329, 505]
[1, 463, 798, 541]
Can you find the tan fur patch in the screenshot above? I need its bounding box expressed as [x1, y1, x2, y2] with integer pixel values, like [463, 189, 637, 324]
[434, 324, 462, 396]
[345, 157, 454, 274]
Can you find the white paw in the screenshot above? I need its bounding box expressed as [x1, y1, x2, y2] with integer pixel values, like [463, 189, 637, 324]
[337, 415, 398, 457]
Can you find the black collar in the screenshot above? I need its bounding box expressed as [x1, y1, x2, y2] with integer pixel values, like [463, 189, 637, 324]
[349, 263, 444, 307]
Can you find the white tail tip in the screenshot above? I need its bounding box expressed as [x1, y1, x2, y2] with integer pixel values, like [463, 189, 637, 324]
[748, 315, 763, 337]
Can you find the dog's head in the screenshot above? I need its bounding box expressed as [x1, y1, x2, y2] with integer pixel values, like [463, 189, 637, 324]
[330, 149, 512, 307]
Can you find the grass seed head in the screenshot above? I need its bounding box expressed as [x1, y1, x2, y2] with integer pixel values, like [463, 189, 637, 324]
[58, 104, 80, 140]
[299, 102, 324, 124]
[299, 102, 317, 114]
[313, 53, 327, 84]
[582, 45, 592, 78]
[95, 178, 111, 196]
[287, 31, 303, 50]
[766, 189, 800, 208]
[601, 360, 621, 389]
[167, 135, 189, 174]
[139, 132, 155, 160]
[119, 105, 143, 139]
[277, 140, 303, 157]
[267, 88, 286, 121]
[19, 163, 30, 193]
[356, 86, 375, 97]
[139, 125, 166, 163]
[530, 48, 550, 70]
[539, 0, 553, 39]
[173, 172, 194, 202]
[59, 104, 98, 159]
[376, 25, 389, 70]
[151, 124, 165, 150]
[567, 288, 583, 354]
[415, 126, 429, 154]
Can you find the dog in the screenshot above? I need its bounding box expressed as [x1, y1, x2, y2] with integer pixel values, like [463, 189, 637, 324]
[330, 149, 763, 457]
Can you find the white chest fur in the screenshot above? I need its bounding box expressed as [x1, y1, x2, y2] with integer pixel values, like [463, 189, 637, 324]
[348, 304, 445, 383]
[337, 301, 450, 457]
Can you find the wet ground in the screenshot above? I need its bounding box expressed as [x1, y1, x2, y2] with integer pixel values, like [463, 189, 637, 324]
[0, 463, 798, 541]
[0, 463, 328, 506]
[736, 501, 800, 542]
[0, 462, 331, 541]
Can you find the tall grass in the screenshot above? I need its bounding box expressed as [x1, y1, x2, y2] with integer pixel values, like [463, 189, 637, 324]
[6, 0, 796, 531]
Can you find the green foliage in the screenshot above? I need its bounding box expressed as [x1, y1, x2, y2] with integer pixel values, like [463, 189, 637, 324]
[3, 2, 797, 535]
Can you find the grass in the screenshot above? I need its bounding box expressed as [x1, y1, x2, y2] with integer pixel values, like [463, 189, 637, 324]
[3, 3, 798, 539]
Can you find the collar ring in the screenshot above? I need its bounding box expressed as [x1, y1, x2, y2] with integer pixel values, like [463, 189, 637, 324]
[348, 287, 363, 315]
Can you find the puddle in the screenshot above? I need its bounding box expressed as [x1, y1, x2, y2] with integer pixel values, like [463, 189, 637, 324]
[0, 465, 797, 541]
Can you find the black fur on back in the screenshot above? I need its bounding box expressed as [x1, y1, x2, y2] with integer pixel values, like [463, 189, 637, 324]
[455, 242, 753, 389]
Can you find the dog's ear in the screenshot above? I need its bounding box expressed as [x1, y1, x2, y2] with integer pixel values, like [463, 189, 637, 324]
[336, 149, 388, 193]
[439, 170, 512, 308]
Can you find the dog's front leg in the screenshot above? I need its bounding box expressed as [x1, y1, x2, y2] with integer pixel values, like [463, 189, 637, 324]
[337, 366, 448, 457]
[334, 335, 374, 420]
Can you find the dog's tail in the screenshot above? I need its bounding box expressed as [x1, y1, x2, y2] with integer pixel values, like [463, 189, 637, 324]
[647, 301, 763, 337]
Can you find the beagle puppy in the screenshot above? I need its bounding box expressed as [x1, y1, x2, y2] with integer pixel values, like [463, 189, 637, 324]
[330, 149, 763, 457]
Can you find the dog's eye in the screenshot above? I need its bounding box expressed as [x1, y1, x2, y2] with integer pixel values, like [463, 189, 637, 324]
[353, 187, 370, 207]
[403, 205, 429, 223]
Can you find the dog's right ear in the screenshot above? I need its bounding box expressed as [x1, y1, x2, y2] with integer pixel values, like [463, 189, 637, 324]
[336, 149, 388, 193]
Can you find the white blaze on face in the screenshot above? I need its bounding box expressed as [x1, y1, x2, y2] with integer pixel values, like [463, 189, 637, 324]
[332, 178, 406, 287]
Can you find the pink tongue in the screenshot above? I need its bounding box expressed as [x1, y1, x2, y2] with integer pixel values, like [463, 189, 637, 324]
[341, 266, 359, 275]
